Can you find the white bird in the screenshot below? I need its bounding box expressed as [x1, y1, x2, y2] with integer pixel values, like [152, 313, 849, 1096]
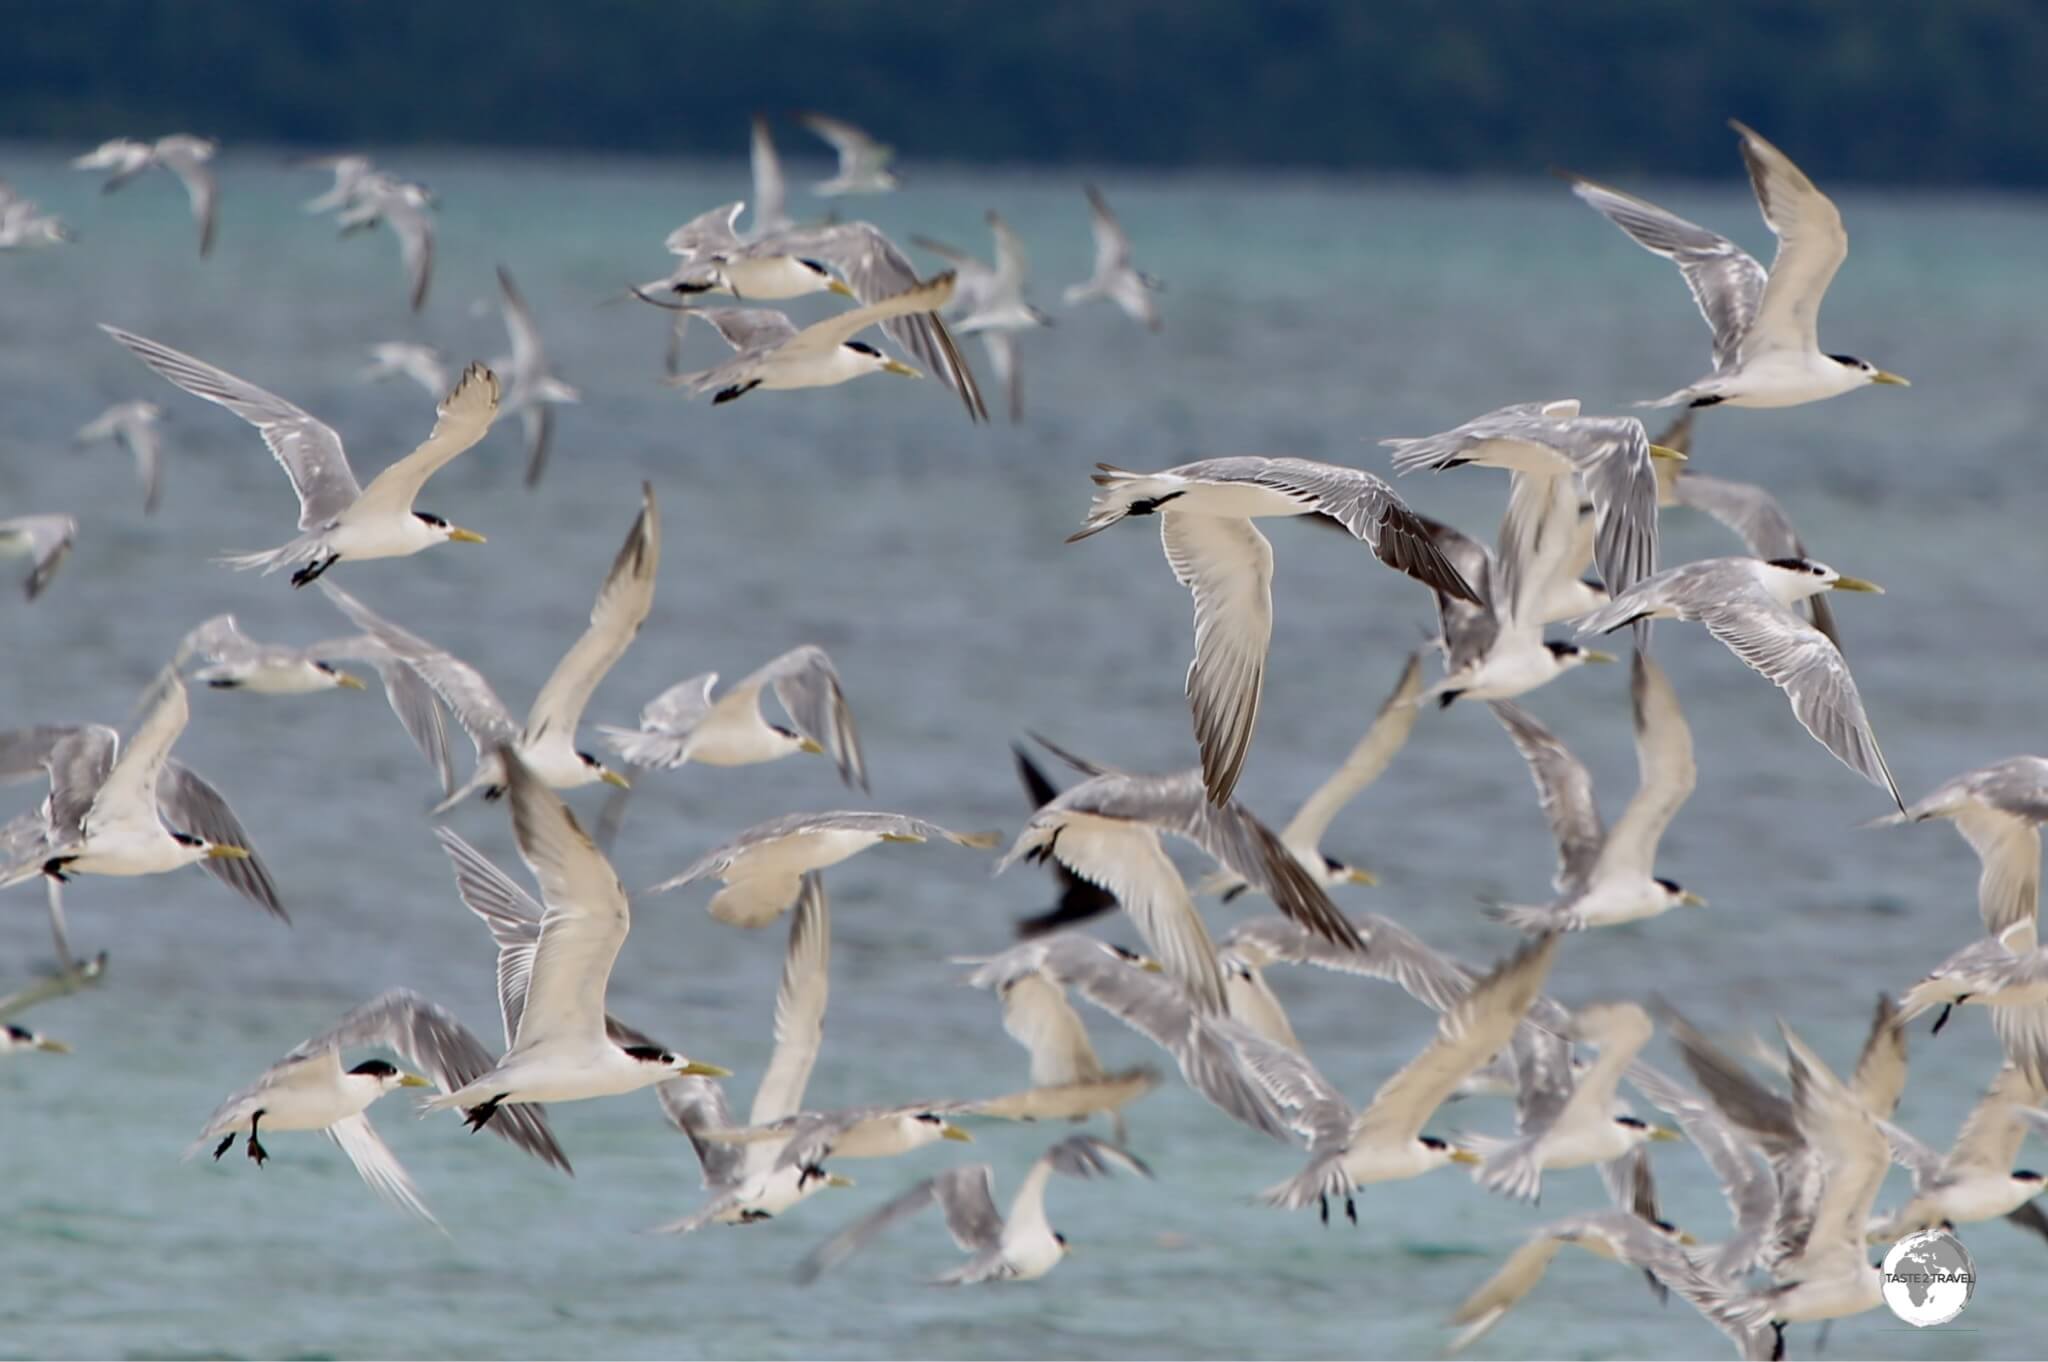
[1563, 120, 1908, 409]
[1898, 924, 2048, 1090]
[997, 744, 1364, 1012]
[794, 1135, 1151, 1286]
[175, 614, 369, 695]
[1469, 1002, 1682, 1204]
[103, 326, 493, 585]
[1199, 651, 1423, 900]
[1576, 555, 1898, 809]
[1486, 652, 1703, 931]
[1384, 398, 1677, 622]
[640, 202, 854, 303]
[1, 1023, 69, 1055]
[1869, 1064, 2048, 1241]
[0, 673, 280, 918]
[1063, 185, 1161, 330]
[1443, 1211, 1702, 1355]
[317, 483, 654, 807]
[358, 342, 449, 399]
[336, 172, 435, 311]
[1237, 933, 1558, 1223]
[647, 811, 997, 926]
[913, 212, 1054, 423]
[965, 933, 1288, 1143]
[1067, 455, 1477, 804]
[797, 113, 898, 196]
[186, 989, 569, 1227]
[1690, 1023, 1893, 1349]
[494, 265, 581, 488]
[74, 134, 218, 257]
[1871, 757, 2048, 944]
[423, 749, 730, 1128]
[0, 515, 76, 601]
[667, 275, 955, 406]
[599, 645, 867, 791]
[0, 187, 75, 249]
[73, 400, 166, 515]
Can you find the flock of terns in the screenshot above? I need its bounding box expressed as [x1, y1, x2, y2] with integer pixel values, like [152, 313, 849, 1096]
[4, 110, 2047, 1361]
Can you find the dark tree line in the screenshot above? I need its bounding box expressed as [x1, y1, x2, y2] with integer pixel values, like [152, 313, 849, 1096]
[6, 0, 2045, 186]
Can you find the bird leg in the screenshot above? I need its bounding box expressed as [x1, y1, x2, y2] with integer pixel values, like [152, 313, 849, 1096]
[1318, 1194, 1329, 1226]
[1770, 1321, 1786, 1361]
[1932, 1002, 1958, 1035]
[290, 555, 340, 589]
[464, 1095, 505, 1131]
[712, 380, 762, 405]
[246, 1111, 269, 1167]
[1345, 1195, 1358, 1226]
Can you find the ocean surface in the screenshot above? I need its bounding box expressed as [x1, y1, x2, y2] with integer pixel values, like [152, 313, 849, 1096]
[1, 143, 2044, 1360]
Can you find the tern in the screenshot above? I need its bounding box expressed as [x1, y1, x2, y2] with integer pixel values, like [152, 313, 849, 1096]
[175, 614, 368, 694]
[335, 171, 435, 311]
[0, 673, 280, 917]
[103, 326, 494, 585]
[913, 211, 1054, 422]
[494, 265, 580, 488]
[1236, 933, 1557, 1223]
[187, 989, 568, 1226]
[797, 113, 898, 196]
[1576, 556, 1899, 809]
[1444, 1211, 1702, 1354]
[667, 275, 954, 406]
[1563, 120, 1907, 409]
[358, 342, 449, 398]
[998, 738, 1364, 1011]
[1007, 747, 1118, 937]
[317, 483, 654, 807]
[599, 645, 867, 791]
[1869, 1064, 2048, 1242]
[74, 135, 217, 257]
[0, 189, 75, 249]
[641, 202, 855, 302]
[298, 153, 374, 214]
[1, 1023, 69, 1055]
[1063, 185, 1161, 331]
[1487, 652, 1703, 931]
[647, 811, 997, 926]
[0, 515, 76, 601]
[1898, 924, 2048, 1088]
[73, 401, 165, 515]
[1067, 456, 1476, 804]
[794, 1135, 1151, 1285]
[1871, 757, 2048, 944]
[423, 750, 730, 1129]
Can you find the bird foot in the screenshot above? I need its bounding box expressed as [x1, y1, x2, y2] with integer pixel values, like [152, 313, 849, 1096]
[1932, 1004, 1953, 1035]
[212, 1133, 235, 1161]
[290, 555, 338, 588]
[1345, 1196, 1357, 1226]
[464, 1096, 504, 1132]
[246, 1135, 269, 1167]
[1770, 1321, 1785, 1361]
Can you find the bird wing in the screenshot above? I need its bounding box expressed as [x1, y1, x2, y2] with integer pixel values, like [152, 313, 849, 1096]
[793, 1168, 985, 1286]
[1161, 511, 1272, 807]
[1548, 1004, 1654, 1138]
[523, 484, 660, 747]
[699, 306, 802, 353]
[319, 581, 518, 754]
[798, 113, 892, 182]
[1696, 599, 1900, 807]
[153, 138, 217, 257]
[1848, 993, 1908, 1121]
[1281, 652, 1423, 851]
[1596, 651, 1696, 884]
[349, 363, 502, 521]
[1955, 805, 2044, 942]
[1083, 183, 1132, 278]
[101, 326, 360, 529]
[86, 671, 188, 842]
[748, 117, 790, 237]
[35, 727, 117, 844]
[158, 761, 285, 920]
[434, 827, 545, 1047]
[1489, 700, 1604, 895]
[1624, 1060, 1777, 1258]
[1220, 457, 1479, 603]
[997, 972, 1107, 1087]
[0, 516, 77, 600]
[656, 1075, 744, 1188]
[1221, 1019, 1355, 1156]
[1944, 1064, 2045, 1180]
[749, 873, 831, 1129]
[1731, 120, 1848, 361]
[1356, 935, 1558, 1145]
[503, 750, 628, 1049]
[326, 1112, 439, 1228]
[496, 265, 546, 377]
[784, 272, 957, 357]
[742, 646, 866, 791]
[1563, 173, 1766, 373]
[308, 636, 455, 795]
[1780, 1021, 1890, 1277]
[1492, 471, 1581, 631]
[120, 412, 165, 515]
[665, 201, 745, 258]
[382, 192, 435, 311]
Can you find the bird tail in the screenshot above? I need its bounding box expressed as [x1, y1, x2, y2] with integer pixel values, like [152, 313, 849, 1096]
[1472, 1134, 1544, 1203]
[218, 533, 323, 575]
[1483, 902, 1565, 934]
[1259, 1153, 1351, 1213]
[1065, 464, 1176, 543]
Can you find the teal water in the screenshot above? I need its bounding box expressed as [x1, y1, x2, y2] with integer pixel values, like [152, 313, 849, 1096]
[1, 144, 2044, 1359]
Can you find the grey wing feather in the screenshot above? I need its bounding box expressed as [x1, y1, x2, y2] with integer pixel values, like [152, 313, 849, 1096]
[793, 1169, 978, 1285]
[657, 1075, 746, 1189]
[0, 516, 78, 600]
[318, 581, 517, 754]
[1489, 701, 1603, 894]
[157, 761, 285, 920]
[758, 646, 868, 792]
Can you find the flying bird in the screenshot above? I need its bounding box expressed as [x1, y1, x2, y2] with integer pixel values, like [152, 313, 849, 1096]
[1063, 185, 1161, 330]
[74, 135, 218, 257]
[494, 265, 581, 488]
[0, 515, 76, 601]
[667, 275, 956, 406]
[796, 114, 899, 196]
[73, 401, 166, 515]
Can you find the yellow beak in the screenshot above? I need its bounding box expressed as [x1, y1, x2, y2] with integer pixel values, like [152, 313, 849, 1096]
[1582, 650, 1619, 664]
[1648, 443, 1689, 463]
[399, 1073, 433, 1088]
[1831, 576, 1884, 594]
[941, 1124, 973, 1142]
[827, 279, 856, 298]
[1448, 1148, 1483, 1166]
[1677, 1230, 1700, 1246]
[1649, 1126, 1682, 1143]
[1341, 866, 1378, 887]
[681, 1060, 732, 1078]
[881, 359, 922, 378]
[206, 844, 252, 861]
[1136, 956, 1166, 974]
[448, 527, 487, 545]
[35, 1038, 72, 1054]
[600, 769, 631, 789]
[1681, 890, 1709, 908]
[825, 1173, 857, 1189]
[1870, 370, 1910, 386]
[797, 736, 826, 755]
[332, 671, 368, 691]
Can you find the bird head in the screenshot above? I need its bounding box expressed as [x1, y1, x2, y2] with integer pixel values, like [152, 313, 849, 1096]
[1828, 354, 1909, 388]
[579, 750, 631, 789]
[413, 511, 485, 545]
[349, 1058, 431, 1091]
[1655, 877, 1708, 908]
[314, 660, 367, 690]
